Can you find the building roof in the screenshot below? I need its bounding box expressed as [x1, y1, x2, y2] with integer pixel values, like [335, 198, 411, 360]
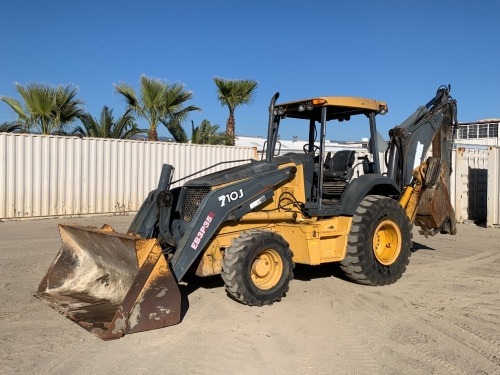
[236, 135, 368, 155]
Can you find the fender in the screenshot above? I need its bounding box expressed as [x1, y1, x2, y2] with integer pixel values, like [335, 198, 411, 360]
[339, 174, 401, 216]
[170, 166, 296, 281]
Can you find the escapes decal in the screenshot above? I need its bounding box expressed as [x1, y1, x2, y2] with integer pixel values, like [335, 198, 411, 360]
[191, 211, 215, 250]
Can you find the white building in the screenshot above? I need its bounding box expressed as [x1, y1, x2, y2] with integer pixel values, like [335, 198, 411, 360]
[236, 135, 368, 159]
[456, 119, 500, 147]
[237, 118, 500, 156]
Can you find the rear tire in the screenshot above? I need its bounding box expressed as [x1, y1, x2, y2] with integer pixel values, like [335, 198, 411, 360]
[340, 195, 412, 285]
[222, 230, 294, 306]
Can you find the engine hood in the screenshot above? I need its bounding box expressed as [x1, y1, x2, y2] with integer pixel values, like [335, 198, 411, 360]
[184, 153, 311, 188]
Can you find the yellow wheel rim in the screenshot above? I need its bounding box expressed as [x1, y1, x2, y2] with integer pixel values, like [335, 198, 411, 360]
[251, 249, 283, 290]
[373, 220, 402, 266]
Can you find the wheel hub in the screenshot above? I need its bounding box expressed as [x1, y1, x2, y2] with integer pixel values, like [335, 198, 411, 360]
[250, 249, 283, 290]
[373, 219, 402, 266]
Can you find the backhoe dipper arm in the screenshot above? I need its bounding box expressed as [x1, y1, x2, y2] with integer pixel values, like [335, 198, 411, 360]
[387, 86, 458, 235]
[386, 86, 457, 189]
[170, 166, 296, 281]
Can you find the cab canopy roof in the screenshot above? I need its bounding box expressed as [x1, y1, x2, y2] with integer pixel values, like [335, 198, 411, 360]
[276, 96, 388, 122]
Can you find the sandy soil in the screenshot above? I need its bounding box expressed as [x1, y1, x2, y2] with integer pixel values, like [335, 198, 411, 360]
[0, 215, 499, 375]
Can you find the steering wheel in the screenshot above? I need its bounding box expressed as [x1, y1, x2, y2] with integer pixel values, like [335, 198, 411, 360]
[303, 143, 320, 155]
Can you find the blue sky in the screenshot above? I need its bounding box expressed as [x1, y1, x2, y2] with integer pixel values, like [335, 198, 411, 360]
[1, 0, 499, 141]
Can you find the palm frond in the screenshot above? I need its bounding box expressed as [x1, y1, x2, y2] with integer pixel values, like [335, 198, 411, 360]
[161, 118, 188, 143]
[121, 124, 148, 140]
[213, 77, 258, 110]
[140, 75, 167, 111]
[1, 97, 28, 119]
[115, 75, 200, 141]
[0, 121, 25, 133]
[3, 83, 83, 134]
[77, 106, 143, 139]
[54, 84, 85, 133]
[191, 119, 235, 145]
[115, 83, 140, 109]
[69, 124, 87, 136]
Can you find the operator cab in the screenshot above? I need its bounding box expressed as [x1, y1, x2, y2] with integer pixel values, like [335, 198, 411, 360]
[266, 93, 388, 216]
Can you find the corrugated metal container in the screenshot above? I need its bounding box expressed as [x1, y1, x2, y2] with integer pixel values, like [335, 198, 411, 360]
[487, 146, 500, 227]
[0, 133, 256, 219]
[451, 147, 489, 223]
[2, 133, 499, 225]
[455, 139, 500, 147]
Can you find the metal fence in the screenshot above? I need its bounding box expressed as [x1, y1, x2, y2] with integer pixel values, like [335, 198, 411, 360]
[352, 147, 499, 227]
[450, 146, 500, 227]
[487, 146, 500, 226]
[0, 133, 257, 219]
[1, 133, 499, 226]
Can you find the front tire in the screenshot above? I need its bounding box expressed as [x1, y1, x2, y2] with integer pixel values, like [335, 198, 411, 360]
[340, 195, 412, 285]
[221, 230, 294, 306]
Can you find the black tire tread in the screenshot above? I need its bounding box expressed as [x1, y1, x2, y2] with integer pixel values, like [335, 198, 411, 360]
[340, 195, 412, 286]
[221, 230, 294, 306]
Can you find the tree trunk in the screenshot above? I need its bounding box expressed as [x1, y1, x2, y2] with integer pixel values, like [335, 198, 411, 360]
[225, 110, 235, 146]
[148, 126, 158, 141]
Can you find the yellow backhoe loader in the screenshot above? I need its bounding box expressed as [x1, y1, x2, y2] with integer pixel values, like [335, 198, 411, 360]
[37, 86, 457, 339]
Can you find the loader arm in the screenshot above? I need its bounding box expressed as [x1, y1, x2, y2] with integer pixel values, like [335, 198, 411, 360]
[170, 166, 297, 281]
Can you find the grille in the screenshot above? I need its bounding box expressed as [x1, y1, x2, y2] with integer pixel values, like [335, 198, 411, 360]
[182, 186, 211, 221]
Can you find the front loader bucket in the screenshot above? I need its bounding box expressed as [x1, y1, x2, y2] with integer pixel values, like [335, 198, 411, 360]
[36, 224, 181, 340]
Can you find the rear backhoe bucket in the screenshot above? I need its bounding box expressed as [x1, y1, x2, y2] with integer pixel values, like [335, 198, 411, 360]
[36, 224, 181, 340]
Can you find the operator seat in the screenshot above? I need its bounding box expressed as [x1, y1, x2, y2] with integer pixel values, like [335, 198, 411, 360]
[322, 150, 356, 198]
[323, 150, 356, 181]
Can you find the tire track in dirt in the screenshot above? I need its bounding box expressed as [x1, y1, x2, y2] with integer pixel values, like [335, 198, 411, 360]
[346, 291, 466, 374]
[172, 284, 301, 375]
[164, 276, 383, 374]
[389, 319, 477, 375]
[0, 318, 94, 374]
[374, 246, 500, 374]
[332, 283, 476, 374]
[426, 309, 500, 370]
[286, 277, 382, 374]
[411, 249, 499, 275]
[338, 281, 499, 375]
[3, 221, 499, 374]
[39, 339, 96, 375]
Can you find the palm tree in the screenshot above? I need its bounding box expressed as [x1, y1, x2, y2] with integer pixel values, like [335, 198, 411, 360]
[115, 75, 200, 142]
[213, 77, 258, 145]
[191, 119, 234, 145]
[73, 106, 147, 139]
[1, 83, 84, 134]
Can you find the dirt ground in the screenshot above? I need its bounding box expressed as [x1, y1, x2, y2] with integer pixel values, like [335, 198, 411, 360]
[0, 215, 499, 375]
